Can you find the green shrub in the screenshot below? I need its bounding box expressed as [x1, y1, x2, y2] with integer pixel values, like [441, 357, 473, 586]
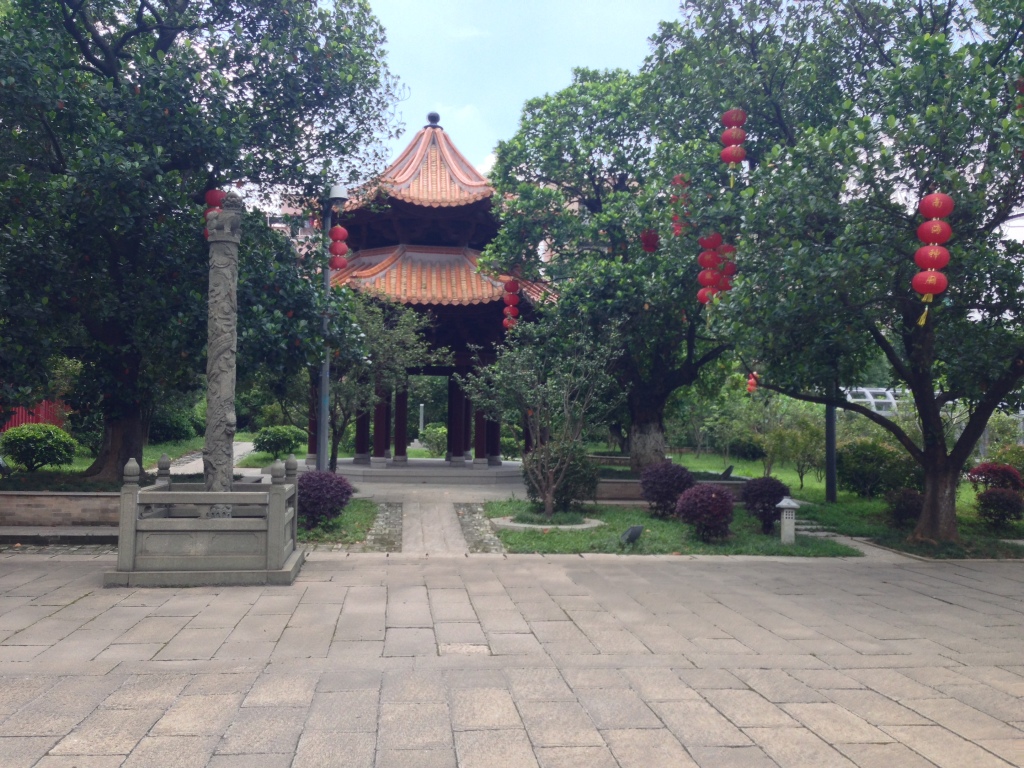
[149, 404, 198, 443]
[976, 488, 1024, 530]
[742, 476, 791, 534]
[66, 409, 103, 457]
[990, 444, 1024, 476]
[420, 422, 448, 457]
[523, 441, 599, 512]
[836, 439, 923, 498]
[640, 461, 695, 518]
[297, 470, 354, 530]
[500, 434, 521, 460]
[0, 423, 78, 472]
[253, 425, 306, 459]
[676, 484, 733, 542]
[884, 488, 924, 528]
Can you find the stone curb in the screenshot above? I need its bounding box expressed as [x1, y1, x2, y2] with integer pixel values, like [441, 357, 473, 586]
[490, 516, 606, 531]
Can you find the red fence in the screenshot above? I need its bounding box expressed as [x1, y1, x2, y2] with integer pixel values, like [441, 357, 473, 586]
[0, 401, 65, 434]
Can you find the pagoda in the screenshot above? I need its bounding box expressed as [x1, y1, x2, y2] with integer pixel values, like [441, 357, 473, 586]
[332, 114, 537, 467]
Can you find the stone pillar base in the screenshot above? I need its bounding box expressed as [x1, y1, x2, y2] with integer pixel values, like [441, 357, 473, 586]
[392, 455, 408, 464]
[305, 453, 317, 467]
[449, 457, 467, 468]
[370, 456, 387, 467]
[487, 455, 502, 466]
[353, 453, 370, 465]
[473, 458, 489, 470]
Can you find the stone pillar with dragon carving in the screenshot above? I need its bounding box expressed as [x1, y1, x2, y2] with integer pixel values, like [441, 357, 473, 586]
[203, 192, 242, 516]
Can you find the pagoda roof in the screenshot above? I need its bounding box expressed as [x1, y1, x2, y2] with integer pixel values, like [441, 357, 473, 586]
[332, 245, 547, 307]
[348, 114, 493, 210]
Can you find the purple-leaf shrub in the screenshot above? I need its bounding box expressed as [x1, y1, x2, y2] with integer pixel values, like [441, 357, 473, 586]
[640, 461, 695, 518]
[742, 476, 791, 534]
[297, 471, 354, 530]
[966, 462, 1024, 492]
[676, 484, 733, 542]
[976, 488, 1024, 530]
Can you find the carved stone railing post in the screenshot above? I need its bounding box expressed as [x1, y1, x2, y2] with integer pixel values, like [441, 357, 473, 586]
[157, 453, 171, 487]
[285, 454, 298, 484]
[203, 192, 243, 517]
[117, 459, 141, 574]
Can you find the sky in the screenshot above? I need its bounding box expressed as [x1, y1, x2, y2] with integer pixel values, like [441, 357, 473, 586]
[368, 0, 683, 174]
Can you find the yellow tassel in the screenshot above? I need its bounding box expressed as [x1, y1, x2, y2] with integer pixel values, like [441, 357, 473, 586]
[922, 293, 934, 303]
[917, 306, 929, 326]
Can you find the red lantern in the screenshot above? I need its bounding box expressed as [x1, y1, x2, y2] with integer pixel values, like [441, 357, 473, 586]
[912, 270, 949, 296]
[503, 317, 517, 330]
[720, 146, 747, 164]
[697, 287, 714, 304]
[504, 280, 520, 293]
[720, 127, 746, 146]
[716, 243, 736, 256]
[914, 245, 950, 270]
[698, 269, 720, 287]
[671, 174, 689, 187]
[329, 256, 347, 270]
[328, 225, 348, 241]
[717, 275, 732, 291]
[917, 219, 952, 245]
[204, 189, 226, 208]
[698, 250, 723, 269]
[329, 240, 348, 257]
[640, 230, 660, 253]
[721, 260, 738, 277]
[503, 293, 520, 306]
[722, 108, 748, 128]
[746, 372, 758, 393]
[203, 206, 220, 220]
[698, 232, 723, 249]
[918, 193, 954, 219]
[503, 306, 519, 318]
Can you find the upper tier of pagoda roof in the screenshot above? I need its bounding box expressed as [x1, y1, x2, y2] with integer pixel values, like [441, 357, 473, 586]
[348, 113, 493, 210]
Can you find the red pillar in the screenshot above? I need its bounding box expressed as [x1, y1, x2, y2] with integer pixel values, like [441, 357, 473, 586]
[449, 378, 465, 466]
[354, 411, 370, 464]
[473, 409, 487, 467]
[372, 388, 387, 463]
[486, 417, 502, 465]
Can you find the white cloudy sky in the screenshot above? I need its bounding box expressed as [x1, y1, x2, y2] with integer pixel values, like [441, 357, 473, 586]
[368, 0, 682, 173]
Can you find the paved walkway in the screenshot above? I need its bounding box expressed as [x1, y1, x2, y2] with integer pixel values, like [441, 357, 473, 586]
[1, 539, 1024, 767]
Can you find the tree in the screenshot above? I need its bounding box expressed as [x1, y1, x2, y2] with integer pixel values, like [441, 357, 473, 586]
[0, 0, 398, 480]
[459, 312, 621, 516]
[483, 69, 730, 473]
[650, 0, 1024, 542]
[325, 292, 447, 471]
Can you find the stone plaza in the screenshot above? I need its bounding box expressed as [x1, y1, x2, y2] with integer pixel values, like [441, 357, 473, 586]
[1, 480, 1023, 767]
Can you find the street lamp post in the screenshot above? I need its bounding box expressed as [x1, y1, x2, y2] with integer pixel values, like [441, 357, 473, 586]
[317, 185, 347, 472]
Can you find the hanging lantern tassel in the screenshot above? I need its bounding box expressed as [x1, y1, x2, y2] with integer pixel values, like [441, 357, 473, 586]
[917, 295, 932, 327]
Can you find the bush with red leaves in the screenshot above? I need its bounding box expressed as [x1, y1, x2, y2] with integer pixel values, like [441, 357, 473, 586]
[976, 488, 1024, 530]
[640, 461, 695, 518]
[966, 462, 1023, 492]
[676, 484, 733, 542]
[742, 476, 791, 534]
[297, 471, 354, 530]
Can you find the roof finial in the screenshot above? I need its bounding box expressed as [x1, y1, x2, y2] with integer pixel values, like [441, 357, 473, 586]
[426, 112, 441, 128]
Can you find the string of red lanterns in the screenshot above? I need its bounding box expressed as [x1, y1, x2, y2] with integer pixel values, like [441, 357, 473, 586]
[502, 279, 520, 330]
[912, 192, 953, 326]
[695, 232, 738, 304]
[746, 371, 759, 393]
[328, 225, 349, 270]
[720, 108, 747, 187]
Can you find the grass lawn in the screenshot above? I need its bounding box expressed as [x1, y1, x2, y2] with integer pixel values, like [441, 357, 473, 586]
[296, 498, 378, 545]
[236, 450, 309, 469]
[484, 499, 861, 557]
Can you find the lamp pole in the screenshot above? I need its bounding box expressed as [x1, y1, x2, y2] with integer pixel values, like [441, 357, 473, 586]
[317, 185, 347, 471]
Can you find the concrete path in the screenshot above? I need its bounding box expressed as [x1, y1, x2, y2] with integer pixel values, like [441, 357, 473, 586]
[167, 442, 257, 476]
[1, 547, 1023, 767]
[354, 481, 528, 556]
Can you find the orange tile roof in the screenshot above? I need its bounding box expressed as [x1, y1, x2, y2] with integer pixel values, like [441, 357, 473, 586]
[333, 245, 503, 306]
[347, 116, 493, 210]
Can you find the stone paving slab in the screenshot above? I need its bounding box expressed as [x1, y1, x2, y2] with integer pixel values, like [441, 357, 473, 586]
[0, 551, 1022, 766]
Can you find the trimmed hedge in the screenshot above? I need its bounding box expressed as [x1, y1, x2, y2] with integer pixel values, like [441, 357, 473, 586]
[742, 476, 791, 534]
[297, 470, 354, 530]
[640, 461, 695, 518]
[253, 425, 306, 459]
[976, 488, 1024, 530]
[0, 423, 77, 472]
[836, 439, 923, 498]
[676, 484, 733, 542]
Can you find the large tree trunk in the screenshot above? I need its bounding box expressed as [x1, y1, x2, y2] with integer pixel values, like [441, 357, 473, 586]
[83, 408, 146, 483]
[910, 464, 961, 544]
[629, 392, 669, 473]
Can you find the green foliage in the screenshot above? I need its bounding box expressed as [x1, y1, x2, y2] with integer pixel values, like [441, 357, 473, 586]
[419, 423, 448, 458]
[0, 0, 399, 478]
[0, 423, 77, 472]
[460, 312, 621, 515]
[253, 425, 306, 459]
[522, 441, 600, 513]
[295, 498, 378, 544]
[149, 399, 199, 443]
[837, 439, 924, 498]
[975, 488, 1024, 531]
[990, 444, 1024, 476]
